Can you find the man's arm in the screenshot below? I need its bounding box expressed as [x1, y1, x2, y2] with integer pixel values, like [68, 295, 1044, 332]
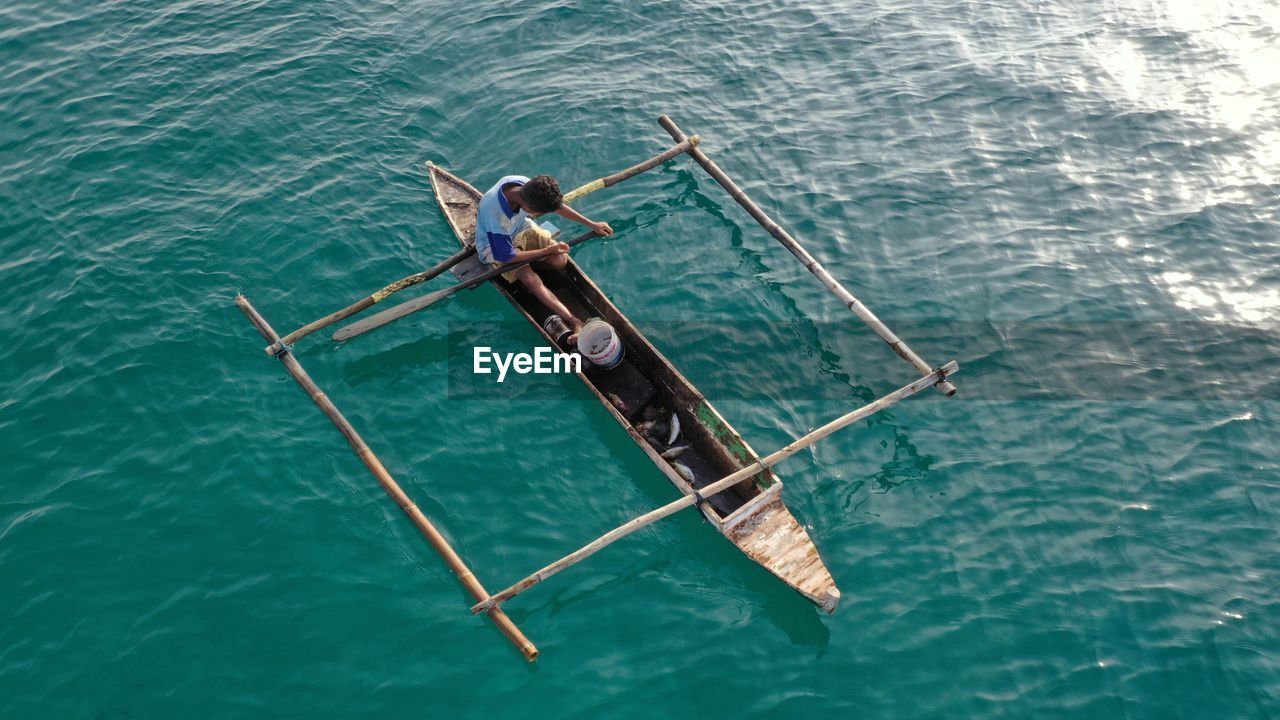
[556, 204, 613, 236]
[506, 243, 569, 264]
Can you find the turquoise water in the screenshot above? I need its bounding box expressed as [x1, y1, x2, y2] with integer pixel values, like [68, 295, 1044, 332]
[4, 0, 1279, 716]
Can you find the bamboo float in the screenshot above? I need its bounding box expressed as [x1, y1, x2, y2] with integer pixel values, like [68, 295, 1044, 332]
[236, 295, 538, 661]
[471, 360, 959, 615]
[331, 228, 599, 342]
[264, 137, 699, 356]
[657, 115, 958, 397]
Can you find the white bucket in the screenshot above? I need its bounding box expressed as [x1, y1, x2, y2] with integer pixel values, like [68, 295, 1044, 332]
[578, 318, 624, 368]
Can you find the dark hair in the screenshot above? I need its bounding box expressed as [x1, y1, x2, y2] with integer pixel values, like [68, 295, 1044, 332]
[522, 175, 562, 213]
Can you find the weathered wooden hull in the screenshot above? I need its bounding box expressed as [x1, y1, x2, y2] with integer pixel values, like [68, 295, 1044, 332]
[427, 163, 839, 613]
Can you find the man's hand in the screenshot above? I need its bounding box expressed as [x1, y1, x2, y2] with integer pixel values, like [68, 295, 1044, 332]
[555, 203, 615, 237]
[545, 242, 571, 256]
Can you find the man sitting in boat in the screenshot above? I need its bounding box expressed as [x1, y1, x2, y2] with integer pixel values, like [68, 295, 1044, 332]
[475, 174, 613, 343]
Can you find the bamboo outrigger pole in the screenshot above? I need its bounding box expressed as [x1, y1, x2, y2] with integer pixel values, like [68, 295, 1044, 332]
[471, 360, 959, 615]
[237, 295, 538, 661]
[263, 136, 700, 356]
[657, 115, 958, 397]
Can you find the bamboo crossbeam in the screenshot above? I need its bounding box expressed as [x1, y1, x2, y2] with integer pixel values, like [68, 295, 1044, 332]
[330, 228, 600, 342]
[236, 295, 538, 661]
[562, 135, 700, 204]
[471, 360, 959, 615]
[264, 246, 476, 356]
[263, 137, 697, 356]
[657, 115, 957, 397]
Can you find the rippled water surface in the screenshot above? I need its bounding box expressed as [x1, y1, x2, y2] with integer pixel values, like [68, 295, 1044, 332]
[3, 0, 1278, 717]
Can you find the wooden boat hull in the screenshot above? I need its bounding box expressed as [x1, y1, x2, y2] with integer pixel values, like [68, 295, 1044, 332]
[426, 163, 839, 613]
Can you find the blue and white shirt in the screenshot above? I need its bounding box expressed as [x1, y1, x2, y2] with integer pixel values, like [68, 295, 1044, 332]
[474, 175, 533, 264]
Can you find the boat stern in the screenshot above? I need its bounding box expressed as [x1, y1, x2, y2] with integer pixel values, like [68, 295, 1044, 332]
[723, 489, 841, 613]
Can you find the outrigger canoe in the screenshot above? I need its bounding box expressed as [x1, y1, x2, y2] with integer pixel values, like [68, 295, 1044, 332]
[238, 116, 958, 660]
[427, 162, 841, 612]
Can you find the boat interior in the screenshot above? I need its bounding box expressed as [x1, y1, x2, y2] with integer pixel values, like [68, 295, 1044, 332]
[454, 253, 766, 520]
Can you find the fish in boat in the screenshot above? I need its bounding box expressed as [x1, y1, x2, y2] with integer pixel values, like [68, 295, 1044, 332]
[660, 444, 691, 460]
[426, 162, 840, 613]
